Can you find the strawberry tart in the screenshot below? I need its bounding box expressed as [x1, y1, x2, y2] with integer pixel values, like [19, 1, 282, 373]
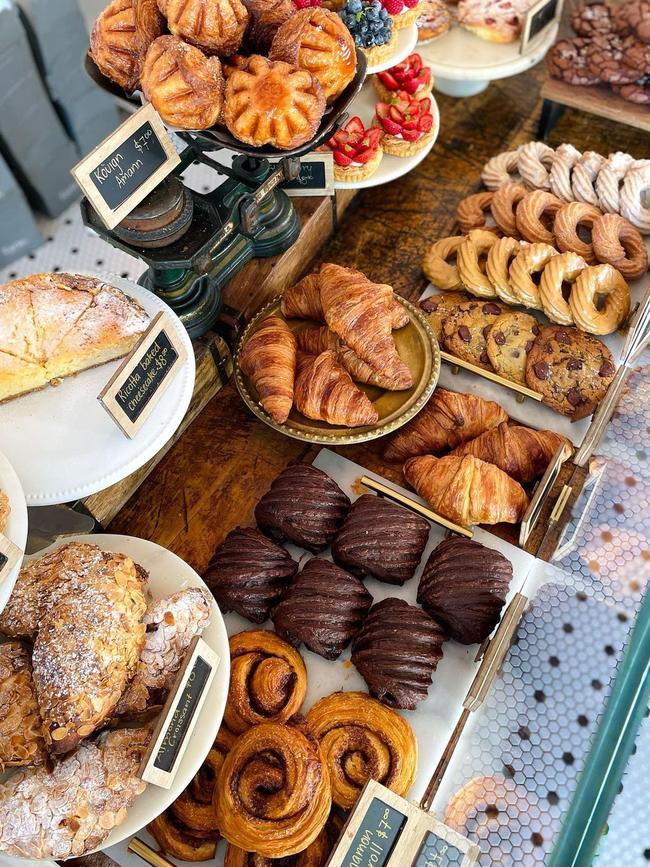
[381, 0, 423, 28]
[373, 52, 434, 100]
[325, 115, 384, 181]
[375, 92, 436, 156]
[458, 0, 535, 43]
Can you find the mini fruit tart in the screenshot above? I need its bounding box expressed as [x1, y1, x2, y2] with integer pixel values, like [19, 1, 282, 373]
[339, 0, 397, 64]
[375, 92, 435, 156]
[325, 115, 384, 181]
[373, 52, 433, 100]
[382, 0, 422, 28]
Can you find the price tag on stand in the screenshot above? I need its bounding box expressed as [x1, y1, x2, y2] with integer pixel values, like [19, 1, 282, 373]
[71, 103, 180, 230]
[272, 152, 335, 197]
[98, 311, 187, 439]
[0, 533, 21, 588]
[520, 0, 564, 52]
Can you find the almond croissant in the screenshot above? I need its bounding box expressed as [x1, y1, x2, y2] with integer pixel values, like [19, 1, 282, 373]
[294, 351, 379, 427]
[240, 314, 297, 424]
[404, 454, 529, 526]
[451, 423, 572, 484]
[384, 388, 508, 462]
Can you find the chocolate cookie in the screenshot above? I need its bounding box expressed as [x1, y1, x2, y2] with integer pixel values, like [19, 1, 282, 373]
[272, 558, 373, 660]
[616, 0, 650, 42]
[586, 34, 642, 83]
[623, 37, 650, 71]
[420, 291, 470, 342]
[570, 2, 615, 35]
[441, 299, 505, 371]
[525, 325, 616, 417]
[613, 75, 650, 104]
[486, 312, 541, 386]
[547, 37, 601, 85]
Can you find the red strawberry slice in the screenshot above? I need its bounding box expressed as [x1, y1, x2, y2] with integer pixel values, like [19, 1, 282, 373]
[411, 53, 423, 72]
[376, 102, 391, 118]
[346, 116, 365, 136]
[419, 97, 431, 112]
[379, 116, 401, 135]
[418, 113, 434, 133]
[389, 105, 404, 123]
[402, 128, 420, 142]
[402, 113, 418, 130]
[333, 150, 353, 166]
[403, 78, 419, 94]
[355, 147, 377, 164]
[365, 127, 383, 148]
[378, 70, 400, 90]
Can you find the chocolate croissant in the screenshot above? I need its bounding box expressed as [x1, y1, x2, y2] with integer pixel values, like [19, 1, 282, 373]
[384, 388, 508, 462]
[294, 351, 379, 427]
[255, 463, 351, 552]
[332, 493, 430, 585]
[240, 314, 297, 424]
[159, 0, 249, 55]
[418, 537, 513, 644]
[204, 526, 298, 623]
[404, 454, 529, 526]
[351, 598, 446, 710]
[242, 0, 296, 53]
[450, 422, 571, 484]
[272, 558, 372, 659]
[0, 642, 46, 771]
[90, 0, 164, 92]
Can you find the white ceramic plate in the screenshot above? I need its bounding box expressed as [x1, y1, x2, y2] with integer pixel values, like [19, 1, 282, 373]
[0, 274, 195, 506]
[17, 533, 230, 855]
[0, 449, 27, 612]
[366, 22, 418, 74]
[335, 79, 440, 190]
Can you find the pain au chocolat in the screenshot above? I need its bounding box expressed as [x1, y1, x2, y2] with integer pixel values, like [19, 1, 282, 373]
[159, 0, 249, 56]
[270, 7, 356, 103]
[90, 0, 165, 92]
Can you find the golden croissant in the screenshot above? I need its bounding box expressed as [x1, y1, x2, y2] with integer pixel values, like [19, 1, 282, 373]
[295, 351, 379, 427]
[384, 388, 508, 462]
[404, 454, 529, 526]
[239, 314, 297, 424]
[451, 422, 571, 484]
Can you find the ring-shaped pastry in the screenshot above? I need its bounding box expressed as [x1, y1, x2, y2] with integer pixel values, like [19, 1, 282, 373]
[518, 141, 555, 190]
[508, 243, 558, 309]
[592, 213, 649, 279]
[490, 183, 528, 237]
[620, 163, 650, 233]
[554, 201, 602, 264]
[486, 237, 527, 306]
[569, 264, 630, 335]
[457, 192, 496, 234]
[515, 190, 563, 244]
[595, 151, 636, 213]
[572, 151, 605, 207]
[458, 229, 499, 298]
[481, 149, 521, 190]
[538, 251, 586, 325]
[549, 143, 582, 202]
[422, 236, 464, 289]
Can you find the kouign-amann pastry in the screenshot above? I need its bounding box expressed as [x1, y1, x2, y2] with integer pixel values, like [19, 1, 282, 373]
[332, 493, 430, 585]
[418, 537, 513, 644]
[0, 489, 9, 533]
[240, 314, 297, 424]
[255, 463, 351, 552]
[272, 558, 373, 659]
[141, 36, 225, 130]
[159, 0, 249, 55]
[351, 598, 446, 709]
[91, 0, 164, 92]
[486, 311, 541, 386]
[306, 691, 418, 809]
[243, 0, 295, 53]
[294, 351, 380, 427]
[0, 642, 46, 770]
[205, 526, 298, 624]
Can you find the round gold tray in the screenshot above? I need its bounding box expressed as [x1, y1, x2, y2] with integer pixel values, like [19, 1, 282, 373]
[234, 295, 440, 445]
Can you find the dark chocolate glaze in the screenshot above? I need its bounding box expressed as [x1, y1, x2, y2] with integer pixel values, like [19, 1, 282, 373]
[351, 598, 446, 710]
[417, 537, 513, 645]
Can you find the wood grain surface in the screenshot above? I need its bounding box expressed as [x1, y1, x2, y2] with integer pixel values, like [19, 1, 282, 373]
[109, 64, 649, 575]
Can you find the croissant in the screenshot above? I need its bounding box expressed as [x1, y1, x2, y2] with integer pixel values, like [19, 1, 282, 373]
[384, 388, 508, 462]
[404, 454, 529, 526]
[297, 326, 410, 390]
[319, 264, 412, 389]
[159, 0, 249, 55]
[294, 351, 379, 427]
[90, 0, 164, 92]
[240, 314, 297, 424]
[451, 422, 571, 484]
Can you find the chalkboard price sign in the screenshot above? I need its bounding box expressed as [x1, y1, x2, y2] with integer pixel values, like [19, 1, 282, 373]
[272, 153, 335, 197]
[71, 103, 180, 230]
[520, 0, 563, 51]
[0, 533, 22, 589]
[343, 798, 407, 867]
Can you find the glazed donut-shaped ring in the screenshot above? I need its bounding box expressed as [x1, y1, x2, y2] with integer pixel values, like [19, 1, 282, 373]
[458, 229, 499, 298]
[595, 152, 636, 213]
[569, 264, 630, 335]
[515, 190, 563, 244]
[620, 163, 650, 233]
[508, 243, 558, 309]
[538, 251, 586, 325]
[223, 630, 307, 735]
[457, 192, 497, 234]
[572, 151, 605, 206]
[486, 237, 527, 306]
[490, 183, 528, 237]
[306, 691, 418, 811]
[422, 236, 464, 289]
[549, 143, 582, 202]
[481, 149, 521, 190]
[554, 201, 602, 264]
[518, 141, 555, 190]
[592, 213, 649, 280]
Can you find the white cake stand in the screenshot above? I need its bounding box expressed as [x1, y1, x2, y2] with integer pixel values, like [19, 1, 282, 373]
[419, 21, 559, 97]
[366, 22, 419, 74]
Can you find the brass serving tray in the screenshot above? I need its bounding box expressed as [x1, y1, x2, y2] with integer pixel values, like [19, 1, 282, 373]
[234, 295, 440, 445]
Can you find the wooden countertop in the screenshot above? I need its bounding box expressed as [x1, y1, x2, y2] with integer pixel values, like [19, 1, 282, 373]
[109, 65, 649, 574]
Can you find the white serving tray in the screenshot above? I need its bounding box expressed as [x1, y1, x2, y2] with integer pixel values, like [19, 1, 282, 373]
[0, 273, 195, 506]
[367, 22, 419, 75]
[0, 449, 27, 613]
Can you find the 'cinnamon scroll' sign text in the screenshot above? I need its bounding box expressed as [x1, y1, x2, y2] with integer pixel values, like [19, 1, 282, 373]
[0, 533, 21, 588]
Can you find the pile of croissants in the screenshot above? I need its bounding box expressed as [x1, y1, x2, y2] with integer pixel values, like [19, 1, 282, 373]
[239, 263, 414, 428]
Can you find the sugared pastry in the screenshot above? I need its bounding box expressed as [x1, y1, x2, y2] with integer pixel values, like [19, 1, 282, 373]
[382, 0, 422, 29]
[417, 0, 453, 42]
[141, 36, 225, 130]
[351, 598, 446, 709]
[215, 716, 332, 858]
[613, 0, 650, 42]
[242, 0, 296, 53]
[620, 163, 650, 232]
[374, 53, 433, 100]
[596, 151, 636, 214]
[332, 493, 430, 585]
[451, 422, 571, 484]
[572, 151, 606, 207]
[458, 0, 531, 43]
[159, 0, 249, 55]
[294, 351, 380, 427]
[270, 7, 356, 102]
[340, 0, 396, 64]
[486, 311, 541, 386]
[375, 93, 435, 157]
[0, 727, 150, 859]
[324, 116, 383, 183]
[90, 0, 164, 92]
[441, 299, 505, 370]
[0, 489, 9, 533]
[549, 143, 582, 203]
[592, 213, 649, 280]
[239, 314, 297, 424]
[419, 290, 471, 339]
[418, 537, 513, 644]
[205, 527, 298, 623]
[616, 75, 650, 105]
[518, 140, 555, 191]
[481, 148, 522, 190]
[585, 34, 642, 84]
[547, 37, 601, 85]
[404, 454, 529, 525]
[525, 325, 616, 417]
[255, 463, 351, 552]
[384, 387, 508, 462]
[0, 642, 46, 770]
[570, 1, 615, 36]
[568, 264, 630, 335]
[224, 55, 326, 150]
[273, 558, 373, 659]
[306, 691, 417, 809]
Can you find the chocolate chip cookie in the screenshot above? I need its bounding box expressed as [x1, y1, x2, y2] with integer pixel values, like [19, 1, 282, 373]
[420, 291, 470, 342]
[442, 299, 505, 370]
[525, 325, 616, 417]
[486, 311, 541, 386]
[547, 37, 602, 85]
